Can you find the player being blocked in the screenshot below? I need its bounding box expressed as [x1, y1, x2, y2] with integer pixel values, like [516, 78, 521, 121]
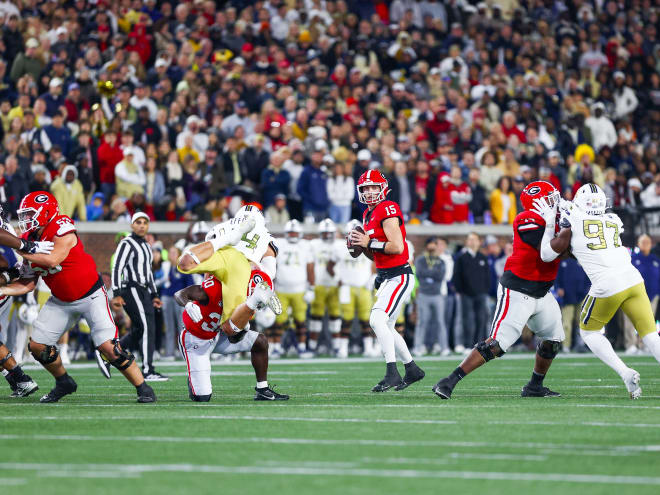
[176, 269, 289, 401]
[433, 181, 565, 400]
[540, 183, 660, 399]
[0, 192, 155, 403]
[177, 205, 280, 326]
[348, 170, 424, 392]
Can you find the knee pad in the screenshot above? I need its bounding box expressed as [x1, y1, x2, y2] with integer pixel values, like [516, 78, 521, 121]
[475, 339, 503, 362]
[537, 340, 560, 360]
[108, 340, 135, 371]
[309, 318, 322, 333]
[190, 393, 211, 402]
[28, 340, 59, 365]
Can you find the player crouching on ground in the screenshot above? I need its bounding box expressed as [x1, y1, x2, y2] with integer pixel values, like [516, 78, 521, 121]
[433, 181, 565, 400]
[348, 170, 424, 392]
[176, 270, 289, 401]
[0, 192, 155, 403]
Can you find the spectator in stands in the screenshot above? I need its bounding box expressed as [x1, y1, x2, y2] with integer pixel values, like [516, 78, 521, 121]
[115, 150, 146, 199]
[489, 176, 516, 224]
[626, 235, 660, 354]
[50, 165, 87, 221]
[96, 130, 123, 200]
[586, 102, 617, 152]
[297, 145, 328, 222]
[555, 257, 591, 352]
[452, 233, 490, 348]
[613, 71, 639, 120]
[467, 168, 488, 223]
[10, 38, 43, 83]
[326, 162, 355, 225]
[265, 193, 290, 226]
[261, 150, 291, 208]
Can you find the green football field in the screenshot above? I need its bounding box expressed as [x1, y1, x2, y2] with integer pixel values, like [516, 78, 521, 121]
[2, 354, 660, 495]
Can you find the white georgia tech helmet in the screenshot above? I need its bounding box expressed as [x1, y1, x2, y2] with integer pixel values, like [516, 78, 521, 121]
[284, 219, 303, 243]
[318, 218, 336, 242]
[573, 183, 608, 215]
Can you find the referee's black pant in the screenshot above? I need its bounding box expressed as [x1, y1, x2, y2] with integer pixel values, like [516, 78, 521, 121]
[119, 284, 156, 375]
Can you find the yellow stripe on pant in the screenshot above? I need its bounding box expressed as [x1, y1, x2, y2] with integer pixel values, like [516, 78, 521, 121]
[579, 282, 656, 337]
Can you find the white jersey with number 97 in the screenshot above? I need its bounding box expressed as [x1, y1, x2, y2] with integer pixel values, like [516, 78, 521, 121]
[564, 206, 642, 298]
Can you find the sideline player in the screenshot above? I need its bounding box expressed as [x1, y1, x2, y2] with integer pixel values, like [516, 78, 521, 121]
[272, 220, 313, 357]
[348, 170, 424, 391]
[432, 181, 565, 399]
[0, 192, 155, 403]
[176, 270, 289, 401]
[539, 184, 660, 398]
[309, 219, 343, 355]
[330, 219, 374, 358]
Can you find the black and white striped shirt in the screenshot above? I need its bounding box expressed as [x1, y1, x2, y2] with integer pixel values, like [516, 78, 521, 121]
[112, 233, 158, 295]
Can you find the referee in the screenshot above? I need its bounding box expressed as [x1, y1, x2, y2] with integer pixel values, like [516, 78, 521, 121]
[111, 212, 168, 381]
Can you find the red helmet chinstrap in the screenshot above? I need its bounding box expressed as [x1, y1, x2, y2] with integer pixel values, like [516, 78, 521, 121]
[17, 191, 60, 235]
[520, 180, 559, 212]
[357, 170, 389, 205]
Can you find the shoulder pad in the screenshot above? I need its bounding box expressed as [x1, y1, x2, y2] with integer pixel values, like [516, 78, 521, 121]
[268, 240, 279, 257]
[516, 210, 544, 226]
[53, 216, 76, 236]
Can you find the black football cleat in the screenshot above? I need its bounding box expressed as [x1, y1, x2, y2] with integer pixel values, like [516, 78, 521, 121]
[94, 349, 112, 379]
[137, 382, 156, 403]
[40, 375, 77, 403]
[432, 377, 454, 400]
[395, 364, 426, 391]
[521, 384, 561, 397]
[10, 377, 39, 398]
[371, 373, 404, 392]
[254, 386, 289, 401]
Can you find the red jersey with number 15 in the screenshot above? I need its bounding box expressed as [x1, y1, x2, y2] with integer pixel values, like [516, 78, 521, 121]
[182, 275, 224, 340]
[23, 215, 100, 302]
[363, 200, 410, 269]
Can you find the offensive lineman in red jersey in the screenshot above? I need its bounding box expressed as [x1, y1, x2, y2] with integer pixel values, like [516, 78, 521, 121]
[348, 170, 425, 392]
[432, 181, 566, 399]
[0, 192, 156, 403]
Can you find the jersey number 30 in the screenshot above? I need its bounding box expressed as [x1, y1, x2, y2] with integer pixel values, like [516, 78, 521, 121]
[583, 219, 621, 250]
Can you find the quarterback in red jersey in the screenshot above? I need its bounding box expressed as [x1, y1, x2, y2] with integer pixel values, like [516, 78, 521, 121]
[175, 270, 289, 401]
[0, 192, 155, 403]
[348, 170, 425, 392]
[433, 181, 566, 400]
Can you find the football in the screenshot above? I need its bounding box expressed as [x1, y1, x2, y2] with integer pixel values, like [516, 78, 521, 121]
[347, 225, 366, 258]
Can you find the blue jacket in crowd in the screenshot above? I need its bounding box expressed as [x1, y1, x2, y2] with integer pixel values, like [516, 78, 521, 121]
[43, 123, 72, 157]
[261, 166, 291, 207]
[631, 251, 660, 300]
[297, 164, 328, 212]
[554, 257, 590, 305]
[160, 266, 195, 298]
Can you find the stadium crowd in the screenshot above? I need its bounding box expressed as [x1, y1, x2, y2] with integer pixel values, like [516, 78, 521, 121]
[0, 0, 656, 227]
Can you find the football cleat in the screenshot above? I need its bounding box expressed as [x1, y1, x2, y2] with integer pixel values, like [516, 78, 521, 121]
[623, 369, 641, 400]
[371, 371, 403, 392]
[432, 377, 454, 400]
[521, 384, 561, 397]
[267, 293, 283, 316]
[395, 364, 425, 391]
[40, 375, 77, 403]
[10, 378, 39, 398]
[254, 386, 289, 401]
[137, 383, 157, 403]
[144, 372, 169, 382]
[94, 349, 112, 379]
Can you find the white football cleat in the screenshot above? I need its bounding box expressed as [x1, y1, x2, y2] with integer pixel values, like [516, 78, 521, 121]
[623, 369, 641, 399]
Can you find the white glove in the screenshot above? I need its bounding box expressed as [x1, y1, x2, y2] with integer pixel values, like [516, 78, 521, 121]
[185, 301, 203, 323]
[246, 281, 273, 311]
[532, 197, 557, 228]
[20, 239, 54, 254]
[304, 287, 315, 304]
[558, 199, 573, 228]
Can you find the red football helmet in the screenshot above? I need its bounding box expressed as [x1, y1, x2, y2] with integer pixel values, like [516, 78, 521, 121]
[357, 170, 389, 205]
[520, 180, 559, 211]
[17, 191, 60, 235]
[247, 269, 273, 296]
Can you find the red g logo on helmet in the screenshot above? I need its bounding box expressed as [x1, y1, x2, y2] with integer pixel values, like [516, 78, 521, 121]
[357, 170, 389, 205]
[247, 269, 273, 296]
[17, 191, 60, 235]
[520, 180, 559, 212]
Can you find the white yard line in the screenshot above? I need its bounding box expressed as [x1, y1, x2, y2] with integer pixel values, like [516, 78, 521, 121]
[0, 462, 659, 485]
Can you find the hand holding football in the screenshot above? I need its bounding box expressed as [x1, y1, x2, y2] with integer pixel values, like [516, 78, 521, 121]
[347, 225, 366, 258]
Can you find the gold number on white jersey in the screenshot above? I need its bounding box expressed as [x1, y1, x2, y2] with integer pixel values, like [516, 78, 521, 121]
[583, 219, 621, 250]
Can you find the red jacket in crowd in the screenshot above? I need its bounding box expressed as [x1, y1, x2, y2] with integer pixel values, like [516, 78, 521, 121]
[96, 138, 124, 185]
[430, 174, 471, 224]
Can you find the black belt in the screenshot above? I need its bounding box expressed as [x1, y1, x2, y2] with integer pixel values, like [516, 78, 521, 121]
[80, 275, 104, 300]
[375, 264, 413, 290]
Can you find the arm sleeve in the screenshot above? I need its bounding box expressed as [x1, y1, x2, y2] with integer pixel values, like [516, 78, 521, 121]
[539, 225, 562, 263]
[111, 240, 129, 292]
[517, 224, 544, 248]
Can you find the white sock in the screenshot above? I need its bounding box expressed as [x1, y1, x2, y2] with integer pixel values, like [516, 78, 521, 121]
[256, 381, 268, 389]
[273, 342, 282, 353]
[580, 329, 630, 378]
[370, 310, 395, 362]
[1, 369, 8, 377]
[332, 337, 342, 352]
[341, 339, 349, 355]
[392, 329, 413, 364]
[642, 332, 660, 364]
[308, 339, 318, 351]
[362, 336, 373, 354]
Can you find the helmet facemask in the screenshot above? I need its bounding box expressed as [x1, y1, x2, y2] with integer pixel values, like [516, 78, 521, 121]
[358, 183, 386, 205]
[17, 206, 42, 235]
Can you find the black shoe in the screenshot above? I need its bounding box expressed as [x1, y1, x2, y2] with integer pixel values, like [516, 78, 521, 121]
[254, 386, 289, 401]
[371, 372, 403, 392]
[432, 377, 454, 400]
[137, 383, 156, 403]
[521, 384, 561, 397]
[40, 376, 77, 403]
[144, 372, 169, 382]
[10, 377, 39, 398]
[94, 350, 112, 379]
[395, 364, 425, 391]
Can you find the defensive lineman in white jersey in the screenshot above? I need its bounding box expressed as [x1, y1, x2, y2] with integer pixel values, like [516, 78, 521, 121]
[537, 183, 660, 398]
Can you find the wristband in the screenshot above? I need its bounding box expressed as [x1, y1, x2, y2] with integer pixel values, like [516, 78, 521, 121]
[182, 249, 200, 264]
[368, 239, 386, 253]
[1, 272, 10, 284]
